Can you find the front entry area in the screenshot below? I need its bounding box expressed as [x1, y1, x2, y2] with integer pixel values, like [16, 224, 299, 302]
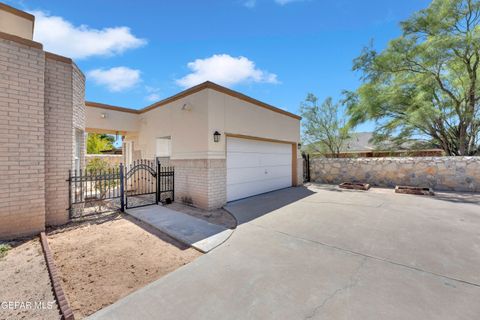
[226, 136, 293, 202]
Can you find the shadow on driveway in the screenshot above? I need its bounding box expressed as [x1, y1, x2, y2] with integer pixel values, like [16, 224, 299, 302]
[224, 186, 316, 225]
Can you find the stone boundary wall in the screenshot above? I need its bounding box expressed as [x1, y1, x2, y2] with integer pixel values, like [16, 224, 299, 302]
[310, 156, 480, 192]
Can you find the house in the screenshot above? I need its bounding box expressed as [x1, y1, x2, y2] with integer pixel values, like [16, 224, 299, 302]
[86, 82, 303, 210]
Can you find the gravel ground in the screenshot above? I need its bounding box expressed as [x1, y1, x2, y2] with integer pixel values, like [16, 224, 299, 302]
[46, 213, 201, 319]
[0, 239, 60, 320]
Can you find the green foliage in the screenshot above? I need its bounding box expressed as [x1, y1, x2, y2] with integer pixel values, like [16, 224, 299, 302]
[87, 133, 115, 154]
[345, 0, 480, 156]
[86, 158, 118, 199]
[301, 94, 352, 157]
[0, 243, 11, 259]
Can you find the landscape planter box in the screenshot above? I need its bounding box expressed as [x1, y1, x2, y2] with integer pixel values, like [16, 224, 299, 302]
[339, 182, 371, 191]
[395, 186, 435, 196]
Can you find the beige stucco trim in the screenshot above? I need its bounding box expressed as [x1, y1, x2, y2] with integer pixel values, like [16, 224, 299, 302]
[0, 4, 34, 40]
[0, 3, 34, 21]
[86, 101, 140, 114]
[85, 81, 301, 120]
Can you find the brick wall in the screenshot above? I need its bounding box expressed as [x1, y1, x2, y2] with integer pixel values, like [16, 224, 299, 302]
[171, 159, 227, 210]
[0, 37, 46, 238]
[310, 156, 480, 192]
[72, 63, 85, 170]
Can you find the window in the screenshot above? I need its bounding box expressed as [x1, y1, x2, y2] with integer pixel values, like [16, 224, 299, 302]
[155, 137, 171, 158]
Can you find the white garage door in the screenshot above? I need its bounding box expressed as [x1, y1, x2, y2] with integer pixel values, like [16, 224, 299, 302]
[227, 137, 292, 202]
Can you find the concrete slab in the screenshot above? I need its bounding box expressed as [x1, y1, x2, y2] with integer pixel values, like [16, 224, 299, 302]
[90, 186, 480, 319]
[126, 205, 233, 253]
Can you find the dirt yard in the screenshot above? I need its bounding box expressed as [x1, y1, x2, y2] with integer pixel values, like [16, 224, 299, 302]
[0, 239, 60, 320]
[167, 202, 237, 229]
[47, 213, 201, 319]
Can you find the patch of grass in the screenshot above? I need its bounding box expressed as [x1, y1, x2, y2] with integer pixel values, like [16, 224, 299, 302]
[0, 243, 11, 259]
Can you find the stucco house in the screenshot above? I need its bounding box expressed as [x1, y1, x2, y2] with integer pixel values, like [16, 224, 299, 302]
[86, 81, 303, 210]
[0, 2, 302, 240]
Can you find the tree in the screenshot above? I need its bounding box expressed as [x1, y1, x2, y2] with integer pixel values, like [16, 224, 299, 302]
[300, 94, 352, 157]
[345, 0, 480, 156]
[87, 133, 115, 154]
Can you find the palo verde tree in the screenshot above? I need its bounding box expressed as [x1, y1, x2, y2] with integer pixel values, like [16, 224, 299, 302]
[345, 0, 480, 155]
[301, 94, 351, 157]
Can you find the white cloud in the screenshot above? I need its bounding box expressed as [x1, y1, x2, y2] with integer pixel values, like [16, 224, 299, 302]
[176, 54, 279, 89]
[144, 86, 161, 102]
[87, 67, 141, 92]
[243, 0, 256, 8]
[274, 0, 304, 5]
[31, 10, 146, 59]
[146, 93, 161, 101]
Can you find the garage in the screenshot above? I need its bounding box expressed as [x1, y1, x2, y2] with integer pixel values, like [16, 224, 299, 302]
[227, 136, 293, 202]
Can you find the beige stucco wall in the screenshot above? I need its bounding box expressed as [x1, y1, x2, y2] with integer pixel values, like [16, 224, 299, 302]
[136, 90, 210, 160]
[0, 7, 33, 40]
[86, 106, 139, 134]
[207, 89, 301, 159]
[86, 88, 301, 161]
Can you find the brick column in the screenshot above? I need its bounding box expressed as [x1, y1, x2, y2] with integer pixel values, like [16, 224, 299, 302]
[0, 35, 46, 239]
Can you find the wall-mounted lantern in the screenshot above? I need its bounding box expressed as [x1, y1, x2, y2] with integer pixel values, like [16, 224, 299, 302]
[213, 131, 221, 143]
[101, 113, 107, 119]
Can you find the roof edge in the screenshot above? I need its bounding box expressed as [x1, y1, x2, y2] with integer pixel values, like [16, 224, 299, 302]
[85, 101, 140, 114]
[86, 81, 301, 120]
[0, 30, 42, 49]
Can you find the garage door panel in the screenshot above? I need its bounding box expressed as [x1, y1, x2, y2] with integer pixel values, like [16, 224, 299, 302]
[227, 176, 291, 202]
[228, 138, 291, 154]
[227, 137, 293, 202]
[227, 152, 291, 168]
[227, 165, 291, 185]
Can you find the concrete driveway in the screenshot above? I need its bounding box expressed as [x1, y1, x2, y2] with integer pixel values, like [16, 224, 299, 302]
[90, 185, 480, 320]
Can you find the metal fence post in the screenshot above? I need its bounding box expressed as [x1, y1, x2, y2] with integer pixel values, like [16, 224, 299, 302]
[119, 163, 125, 212]
[67, 169, 72, 218]
[156, 161, 159, 205]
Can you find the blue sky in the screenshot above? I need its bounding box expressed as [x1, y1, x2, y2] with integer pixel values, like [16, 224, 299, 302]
[9, 0, 431, 132]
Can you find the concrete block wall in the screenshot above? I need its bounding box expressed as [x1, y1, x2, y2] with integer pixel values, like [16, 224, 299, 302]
[171, 159, 227, 210]
[0, 33, 86, 239]
[0, 36, 46, 238]
[310, 156, 480, 192]
[72, 63, 86, 169]
[44, 54, 86, 226]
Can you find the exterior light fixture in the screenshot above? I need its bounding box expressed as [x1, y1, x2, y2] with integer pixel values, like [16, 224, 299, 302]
[101, 113, 107, 119]
[298, 142, 302, 149]
[213, 131, 221, 143]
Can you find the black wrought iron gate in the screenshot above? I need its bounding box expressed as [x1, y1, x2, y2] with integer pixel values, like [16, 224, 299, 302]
[125, 159, 158, 209]
[68, 159, 175, 217]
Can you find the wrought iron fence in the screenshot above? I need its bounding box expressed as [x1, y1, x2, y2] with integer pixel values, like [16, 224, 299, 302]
[157, 165, 174, 204]
[302, 153, 310, 183]
[67, 160, 175, 218]
[67, 166, 123, 218]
